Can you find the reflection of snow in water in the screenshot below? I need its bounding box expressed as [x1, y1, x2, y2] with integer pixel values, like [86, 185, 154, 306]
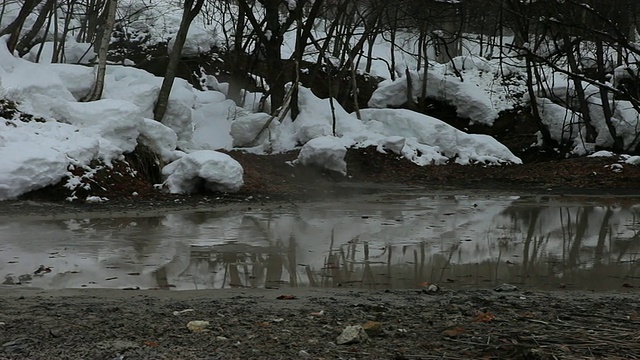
[1, 194, 639, 290]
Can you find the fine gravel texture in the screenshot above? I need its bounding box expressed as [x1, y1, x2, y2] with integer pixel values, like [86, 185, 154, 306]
[1, 287, 639, 359]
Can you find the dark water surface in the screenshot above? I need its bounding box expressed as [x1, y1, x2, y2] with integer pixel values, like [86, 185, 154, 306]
[2, 193, 640, 291]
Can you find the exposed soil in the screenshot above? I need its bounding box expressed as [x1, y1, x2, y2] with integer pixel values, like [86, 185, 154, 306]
[1, 287, 639, 359]
[17, 146, 640, 211]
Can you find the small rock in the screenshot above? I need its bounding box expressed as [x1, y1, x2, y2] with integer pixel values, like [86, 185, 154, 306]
[362, 321, 383, 336]
[298, 350, 310, 358]
[336, 325, 369, 345]
[494, 283, 518, 292]
[173, 309, 195, 316]
[3, 338, 35, 354]
[422, 284, 440, 294]
[187, 320, 210, 332]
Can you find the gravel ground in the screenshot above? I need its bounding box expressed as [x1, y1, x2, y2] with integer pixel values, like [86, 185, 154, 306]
[1, 287, 639, 360]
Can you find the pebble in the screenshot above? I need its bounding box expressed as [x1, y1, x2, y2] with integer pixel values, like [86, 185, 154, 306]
[173, 309, 195, 316]
[336, 325, 369, 345]
[362, 321, 383, 336]
[494, 283, 518, 292]
[187, 320, 210, 332]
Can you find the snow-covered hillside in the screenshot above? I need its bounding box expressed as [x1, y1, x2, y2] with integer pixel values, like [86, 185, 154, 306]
[0, 29, 523, 201]
[1, 0, 639, 201]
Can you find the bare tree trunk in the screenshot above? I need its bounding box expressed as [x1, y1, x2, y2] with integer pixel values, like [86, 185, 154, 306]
[16, 0, 57, 56]
[34, 7, 54, 63]
[81, 0, 117, 102]
[227, 5, 246, 105]
[595, 38, 623, 151]
[153, 0, 205, 121]
[1, 0, 42, 53]
[525, 56, 553, 146]
[350, 60, 360, 119]
[563, 35, 596, 143]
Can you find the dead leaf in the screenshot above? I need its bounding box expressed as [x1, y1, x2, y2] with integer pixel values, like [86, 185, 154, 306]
[442, 327, 465, 337]
[276, 295, 296, 300]
[256, 322, 270, 327]
[34, 265, 52, 275]
[472, 312, 496, 323]
[417, 281, 430, 287]
[144, 341, 159, 347]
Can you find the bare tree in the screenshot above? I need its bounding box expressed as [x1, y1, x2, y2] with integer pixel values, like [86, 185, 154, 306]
[0, 0, 43, 52]
[153, 0, 205, 121]
[81, 0, 117, 102]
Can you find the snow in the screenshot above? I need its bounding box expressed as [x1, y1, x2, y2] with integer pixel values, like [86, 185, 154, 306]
[3, 0, 633, 201]
[359, 108, 522, 165]
[368, 57, 524, 126]
[230, 112, 276, 148]
[23, 38, 95, 64]
[0, 120, 99, 200]
[51, 99, 143, 164]
[162, 150, 244, 194]
[296, 136, 349, 175]
[167, 23, 219, 56]
[190, 99, 238, 151]
[139, 118, 179, 162]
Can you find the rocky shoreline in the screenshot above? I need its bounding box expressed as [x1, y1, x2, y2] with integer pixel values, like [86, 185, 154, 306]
[0, 287, 638, 359]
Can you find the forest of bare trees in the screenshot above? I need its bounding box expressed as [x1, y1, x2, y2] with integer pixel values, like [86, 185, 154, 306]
[2, 0, 640, 153]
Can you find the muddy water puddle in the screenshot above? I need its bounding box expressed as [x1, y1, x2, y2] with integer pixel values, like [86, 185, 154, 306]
[1, 193, 640, 291]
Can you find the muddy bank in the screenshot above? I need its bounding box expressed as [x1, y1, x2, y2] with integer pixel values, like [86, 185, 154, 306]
[0, 287, 638, 359]
[15, 146, 640, 207]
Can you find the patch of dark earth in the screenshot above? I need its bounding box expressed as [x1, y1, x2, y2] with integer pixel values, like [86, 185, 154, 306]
[0, 288, 639, 359]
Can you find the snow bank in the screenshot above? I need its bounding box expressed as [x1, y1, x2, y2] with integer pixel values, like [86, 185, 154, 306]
[231, 112, 276, 148]
[190, 99, 237, 151]
[274, 87, 369, 151]
[534, 85, 640, 154]
[0, 120, 99, 200]
[296, 136, 349, 175]
[139, 118, 179, 162]
[0, 35, 249, 199]
[360, 108, 522, 165]
[23, 38, 95, 64]
[51, 99, 143, 163]
[168, 23, 219, 56]
[369, 56, 523, 126]
[162, 151, 244, 194]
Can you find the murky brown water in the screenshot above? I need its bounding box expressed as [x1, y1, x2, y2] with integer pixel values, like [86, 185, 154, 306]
[2, 193, 640, 291]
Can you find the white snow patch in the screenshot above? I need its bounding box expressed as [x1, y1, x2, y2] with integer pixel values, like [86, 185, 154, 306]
[139, 118, 179, 162]
[588, 150, 616, 158]
[162, 151, 244, 194]
[360, 108, 521, 165]
[231, 112, 276, 148]
[190, 100, 238, 151]
[296, 136, 349, 175]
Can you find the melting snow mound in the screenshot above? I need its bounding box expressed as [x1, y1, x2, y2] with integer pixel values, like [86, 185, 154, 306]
[296, 136, 349, 175]
[360, 109, 521, 165]
[162, 150, 244, 194]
